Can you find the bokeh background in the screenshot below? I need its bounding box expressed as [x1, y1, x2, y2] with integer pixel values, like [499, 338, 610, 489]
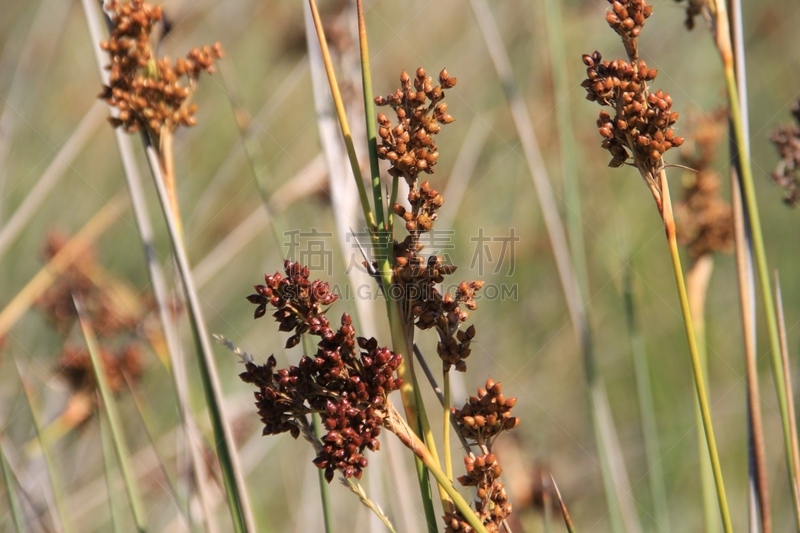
[2, 0, 800, 531]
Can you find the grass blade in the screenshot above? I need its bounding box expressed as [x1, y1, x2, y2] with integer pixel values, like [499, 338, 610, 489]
[550, 475, 576, 533]
[0, 440, 26, 533]
[774, 272, 800, 520]
[74, 295, 147, 532]
[98, 402, 124, 533]
[622, 266, 670, 529]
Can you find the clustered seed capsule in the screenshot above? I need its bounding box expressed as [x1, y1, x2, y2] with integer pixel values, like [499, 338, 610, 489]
[443, 453, 512, 533]
[375, 67, 456, 182]
[605, 0, 653, 60]
[452, 379, 520, 445]
[99, 0, 223, 136]
[582, 50, 683, 171]
[769, 101, 800, 207]
[241, 268, 403, 483]
[247, 260, 338, 349]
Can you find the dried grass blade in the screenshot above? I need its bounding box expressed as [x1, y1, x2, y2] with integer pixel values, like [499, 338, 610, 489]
[0, 440, 26, 533]
[550, 475, 576, 533]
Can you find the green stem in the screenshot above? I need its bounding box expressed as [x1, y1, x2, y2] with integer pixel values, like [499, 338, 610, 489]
[0, 443, 25, 533]
[307, 0, 376, 233]
[75, 298, 147, 533]
[659, 170, 732, 532]
[387, 404, 490, 533]
[443, 370, 453, 485]
[313, 414, 335, 533]
[356, 0, 386, 237]
[304, 333, 334, 533]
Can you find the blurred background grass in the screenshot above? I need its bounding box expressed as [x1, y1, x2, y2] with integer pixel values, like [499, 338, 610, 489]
[2, 0, 800, 531]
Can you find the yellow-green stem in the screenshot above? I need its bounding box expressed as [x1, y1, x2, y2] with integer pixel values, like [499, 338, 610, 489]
[443, 370, 453, 485]
[387, 404, 490, 533]
[659, 169, 731, 533]
[711, 2, 800, 525]
[307, 0, 376, 233]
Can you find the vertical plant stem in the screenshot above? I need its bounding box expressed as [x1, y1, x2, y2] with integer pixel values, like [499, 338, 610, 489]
[774, 273, 800, 520]
[355, 0, 386, 237]
[313, 414, 335, 533]
[74, 297, 147, 533]
[304, 333, 334, 533]
[307, 0, 376, 233]
[551, 475, 576, 533]
[622, 267, 670, 529]
[685, 256, 720, 533]
[99, 404, 123, 533]
[443, 370, 453, 484]
[0, 442, 25, 533]
[712, 2, 799, 527]
[658, 169, 732, 533]
[143, 144, 254, 533]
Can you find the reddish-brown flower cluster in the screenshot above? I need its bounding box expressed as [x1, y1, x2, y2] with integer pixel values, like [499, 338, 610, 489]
[241, 263, 403, 483]
[99, 0, 223, 137]
[769, 101, 800, 207]
[247, 260, 338, 349]
[452, 379, 519, 446]
[444, 453, 512, 533]
[605, 0, 653, 60]
[446, 379, 518, 532]
[583, 51, 683, 171]
[375, 67, 456, 183]
[675, 111, 733, 259]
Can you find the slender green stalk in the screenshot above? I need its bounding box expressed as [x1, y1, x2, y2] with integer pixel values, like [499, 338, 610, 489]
[774, 273, 800, 520]
[658, 170, 731, 532]
[15, 363, 70, 533]
[99, 404, 123, 533]
[313, 414, 335, 533]
[307, 0, 376, 233]
[622, 267, 670, 529]
[711, 2, 799, 527]
[0, 442, 25, 533]
[143, 144, 254, 533]
[387, 404, 490, 533]
[304, 332, 334, 533]
[356, 0, 386, 236]
[443, 370, 453, 484]
[684, 257, 720, 533]
[74, 297, 147, 533]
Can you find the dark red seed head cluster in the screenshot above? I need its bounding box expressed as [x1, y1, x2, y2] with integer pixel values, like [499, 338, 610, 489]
[375, 67, 456, 184]
[99, 0, 223, 137]
[444, 452, 512, 533]
[242, 266, 403, 483]
[247, 260, 338, 349]
[770, 101, 800, 207]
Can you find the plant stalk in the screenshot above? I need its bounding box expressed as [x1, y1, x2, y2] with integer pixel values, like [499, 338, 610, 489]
[658, 169, 732, 532]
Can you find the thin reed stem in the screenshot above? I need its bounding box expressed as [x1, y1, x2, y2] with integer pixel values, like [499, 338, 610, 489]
[143, 143, 255, 533]
[711, 2, 799, 527]
[307, 0, 376, 233]
[0, 441, 26, 533]
[98, 404, 123, 533]
[443, 370, 453, 485]
[659, 169, 732, 532]
[551, 475, 576, 533]
[74, 297, 147, 533]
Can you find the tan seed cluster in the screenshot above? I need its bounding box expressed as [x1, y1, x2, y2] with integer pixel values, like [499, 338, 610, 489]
[375, 67, 456, 183]
[605, 0, 653, 60]
[99, 0, 223, 137]
[443, 453, 512, 533]
[453, 379, 519, 446]
[583, 51, 683, 172]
